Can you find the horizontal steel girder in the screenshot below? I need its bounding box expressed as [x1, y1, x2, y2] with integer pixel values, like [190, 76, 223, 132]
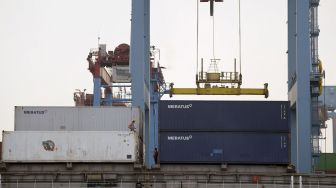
[170, 83, 268, 98]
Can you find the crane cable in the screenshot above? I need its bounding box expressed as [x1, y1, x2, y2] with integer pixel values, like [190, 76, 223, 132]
[196, 1, 242, 75]
[212, 11, 216, 60]
[196, 0, 199, 77]
[196, 0, 217, 75]
[238, 0, 242, 75]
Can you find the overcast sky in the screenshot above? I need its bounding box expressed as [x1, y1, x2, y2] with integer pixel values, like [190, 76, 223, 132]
[0, 0, 335, 150]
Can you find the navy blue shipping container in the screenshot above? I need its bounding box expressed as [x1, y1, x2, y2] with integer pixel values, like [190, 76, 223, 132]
[159, 132, 289, 164]
[159, 100, 289, 132]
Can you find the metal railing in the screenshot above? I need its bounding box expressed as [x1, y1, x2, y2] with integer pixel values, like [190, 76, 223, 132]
[1, 180, 336, 188]
[198, 72, 240, 83]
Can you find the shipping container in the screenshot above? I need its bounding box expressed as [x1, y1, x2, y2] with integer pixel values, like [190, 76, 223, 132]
[159, 132, 289, 164]
[2, 131, 138, 163]
[15, 106, 141, 131]
[159, 100, 289, 132]
[316, 153, 336, 172]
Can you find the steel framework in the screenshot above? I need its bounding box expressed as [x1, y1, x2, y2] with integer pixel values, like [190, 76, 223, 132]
[130, 0, 320, 172]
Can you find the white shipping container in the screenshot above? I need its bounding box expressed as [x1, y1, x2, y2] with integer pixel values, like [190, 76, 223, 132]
[15, 106, 141, 131]
[2, 131, 138, 162]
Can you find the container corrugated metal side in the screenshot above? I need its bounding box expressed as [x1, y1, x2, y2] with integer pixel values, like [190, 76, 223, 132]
[159, 100, 290, 132]
[14, 106, 140, 131]
[159, 132, 289, 164]
[2, 131, 138, 163]
[316, 153, 336, 172]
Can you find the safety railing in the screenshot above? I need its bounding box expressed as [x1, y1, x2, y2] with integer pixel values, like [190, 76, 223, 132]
[1, 179, 336, 188]
[198, 72, 240, 83]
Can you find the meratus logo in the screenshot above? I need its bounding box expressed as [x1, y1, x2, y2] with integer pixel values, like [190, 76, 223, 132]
[23, 110, 47, 115]
[167, 135, 193, 141]
[167, 104, 192, 109]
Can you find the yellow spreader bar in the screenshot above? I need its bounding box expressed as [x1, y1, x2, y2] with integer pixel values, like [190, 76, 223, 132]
[170, 83, 269, 98]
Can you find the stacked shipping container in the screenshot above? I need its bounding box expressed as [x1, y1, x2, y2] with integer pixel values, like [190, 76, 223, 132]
[159, 100, 290, 164]
[2, 106, 141, 163]
[14, 106, 141, 131]
[2, 131, 138, 163]
[4, 102, 290, 164]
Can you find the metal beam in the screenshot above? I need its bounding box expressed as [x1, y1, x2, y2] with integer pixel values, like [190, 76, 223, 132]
[170, 84, 268, 98]
[288, 0, 297, 171]
[296, 0, 312, 173]
[287, 0, 296, 91]
[130, 0, 152, 168]
[288, 0, 312, 173]
[93, 78, 101, 106]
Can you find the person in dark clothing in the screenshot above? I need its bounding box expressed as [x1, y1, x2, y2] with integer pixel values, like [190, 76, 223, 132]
[153, 147, 159, 164]
[128, 120, 136, 132]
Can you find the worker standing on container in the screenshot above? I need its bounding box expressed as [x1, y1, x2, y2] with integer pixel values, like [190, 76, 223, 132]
[153, 147, 159, 164]
[128, 120, 136, 132]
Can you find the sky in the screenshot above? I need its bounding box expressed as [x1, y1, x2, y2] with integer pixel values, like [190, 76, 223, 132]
[0, 0, 335, 150]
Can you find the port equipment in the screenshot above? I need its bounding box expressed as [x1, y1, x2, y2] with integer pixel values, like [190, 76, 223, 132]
[288, 0, 325, 173]
[170, 83, 268, 97]
[129, 0, 323, 172]
[86, 43, 132, 106]
[169, 0, 269, 98]
[131, 0, 168, 168]
[130, 0, 269, 169]
[78, 0, 327, 173]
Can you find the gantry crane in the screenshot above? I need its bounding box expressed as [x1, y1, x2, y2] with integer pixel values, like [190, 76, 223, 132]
[128, 0, 322, 173]
[130, 0, 268, 169]
[78, 0, 324, 173]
